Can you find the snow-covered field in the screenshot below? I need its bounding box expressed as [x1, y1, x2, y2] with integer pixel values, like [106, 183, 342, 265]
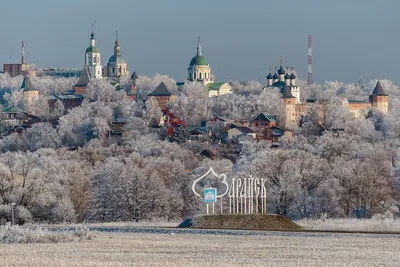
[297, 218, 400, 232]
[0, 230, 399, 267]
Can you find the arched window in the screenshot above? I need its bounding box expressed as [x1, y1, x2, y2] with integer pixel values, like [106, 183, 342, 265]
[194, 73, 196, 80]
[205, 73, 207, 79]
[199, 72, 202, 80]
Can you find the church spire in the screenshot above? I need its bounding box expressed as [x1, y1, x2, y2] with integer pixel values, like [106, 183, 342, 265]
[197, 37, 202, 56]
[90, 24, 96, 46]
[114, 30, 120, 55]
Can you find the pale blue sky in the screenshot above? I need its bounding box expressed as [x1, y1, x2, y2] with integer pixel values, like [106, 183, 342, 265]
[1, 0, 399, 84]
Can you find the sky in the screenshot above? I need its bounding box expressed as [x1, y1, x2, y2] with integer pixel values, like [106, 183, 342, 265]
[1, 0, 399, 85]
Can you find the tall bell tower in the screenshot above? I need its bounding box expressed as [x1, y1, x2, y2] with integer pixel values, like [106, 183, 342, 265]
[85, 25, 102, 79]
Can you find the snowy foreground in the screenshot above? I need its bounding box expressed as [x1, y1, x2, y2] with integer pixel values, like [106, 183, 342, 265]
[297, 218, 400, 232]
[1, 229, 399, 267]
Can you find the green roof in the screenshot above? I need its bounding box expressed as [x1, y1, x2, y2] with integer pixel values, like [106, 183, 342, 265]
[254, 112, 276, 122]
[2, 106, 24, 113]
[190, 55, 209, 66]
[86, 46, 100, 53]
[271, 81, 286, 89]
[207, 82, 225, 91]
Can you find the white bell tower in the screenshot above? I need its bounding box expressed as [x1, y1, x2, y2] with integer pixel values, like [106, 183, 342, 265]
[85, 25, 102, 79]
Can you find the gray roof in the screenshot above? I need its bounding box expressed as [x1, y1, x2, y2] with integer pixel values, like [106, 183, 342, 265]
[236, 127, 256, 134]
[75, 67, 91, 87]
[131, 71, 139, 81]
[108, 54, 127, 64]
[371, 81, 387, 96]
[282, 84, 294, 98]
[21, 76, 36, 91]
[148, 82, 172, 96]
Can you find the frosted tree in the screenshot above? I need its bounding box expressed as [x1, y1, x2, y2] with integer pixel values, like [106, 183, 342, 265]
[172, 82, 209, 125]
[145, 96, 163, 126]
[3, 90, 24, 109]
[22, 122, 60, 151]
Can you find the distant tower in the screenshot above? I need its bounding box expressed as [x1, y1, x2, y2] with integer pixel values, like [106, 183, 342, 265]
[21, 40, 25, 65]
[369, 81, 389, 114]
[85, 24, 102, 79]
[282, 84, 297, 128]
[308, 35, 313, 85]
[107, 31, 128, 78]
[21, 75, 38, 113]
[187, 37, 213, 85]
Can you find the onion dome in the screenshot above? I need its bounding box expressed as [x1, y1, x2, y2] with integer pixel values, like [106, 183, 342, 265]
[277, 66, 285, 75]
[284, 73, 290, 80]
[273, 73, 279, 79]
[290, 73, 296, 79]
[266, 73, 273, 79]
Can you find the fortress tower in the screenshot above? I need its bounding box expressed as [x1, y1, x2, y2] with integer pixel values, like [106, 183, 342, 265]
[369, 81, 388, 114]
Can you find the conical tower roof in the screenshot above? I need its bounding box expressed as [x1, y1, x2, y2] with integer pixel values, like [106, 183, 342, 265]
[21, 75, 36, 91]
[371, 81, 387, 96]
[76, 67, 92, 87]
[148, 82, 171, 96]
[131, 71, 139, 81]
[282, 84, 294, 98]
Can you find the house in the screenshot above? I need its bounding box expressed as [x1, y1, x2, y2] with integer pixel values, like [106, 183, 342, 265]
[47, 94, 84, 112]
[108, 117, 128, 138]
[227, 126, 257, 140]
[189, 126, 210, 141]
[207, 82, 232, 97]
[206, 116, 234, 129]
[251, 112, 277, 128]
[1, 106, 25, 126]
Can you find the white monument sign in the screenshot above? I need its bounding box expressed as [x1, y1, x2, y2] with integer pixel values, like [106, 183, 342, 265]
[192, 167, 268, 214]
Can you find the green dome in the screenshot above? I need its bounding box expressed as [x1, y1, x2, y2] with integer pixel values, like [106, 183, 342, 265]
[86, 46, 100, 53]
[190, 55, 208, 66]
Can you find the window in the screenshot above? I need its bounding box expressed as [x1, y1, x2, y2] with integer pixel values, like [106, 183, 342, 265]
[205, 73, 207, 79]
[93, 56, 97, 63]
[199, 72, 202, 80]
[89, 57, 92, 64]
[10, 114, 14, 119]
[194, 73, 196, 79]
[190, 73, 192, 80]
